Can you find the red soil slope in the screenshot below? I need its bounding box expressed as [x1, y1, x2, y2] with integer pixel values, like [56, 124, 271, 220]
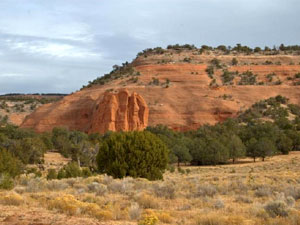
[21, 52, 300, 133]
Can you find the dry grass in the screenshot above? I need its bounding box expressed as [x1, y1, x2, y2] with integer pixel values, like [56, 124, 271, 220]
[0, 192, 24, 206]
[1, 152, 300, 224]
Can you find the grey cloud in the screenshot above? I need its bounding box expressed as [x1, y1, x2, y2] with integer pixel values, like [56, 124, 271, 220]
[0, 0, 299, 93]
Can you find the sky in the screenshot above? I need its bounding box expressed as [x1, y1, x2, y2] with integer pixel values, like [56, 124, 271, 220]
[0, 0, 299, 94]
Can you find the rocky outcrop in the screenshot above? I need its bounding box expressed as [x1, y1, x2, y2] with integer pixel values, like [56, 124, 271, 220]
[20, 52, 300, 133]
[21, 89, 148, 134]
[89, 89, 148, 133]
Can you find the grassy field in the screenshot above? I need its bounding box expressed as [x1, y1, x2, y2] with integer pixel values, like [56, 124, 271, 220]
[1, 152, 300, 225]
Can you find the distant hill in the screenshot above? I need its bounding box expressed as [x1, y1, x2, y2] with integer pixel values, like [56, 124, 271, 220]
[20, 45, 300, 133]
[0, 94, 66, 126]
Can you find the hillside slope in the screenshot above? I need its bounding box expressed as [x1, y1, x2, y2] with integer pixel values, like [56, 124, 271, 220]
[0, 94, 64, 126]
[21, 48, 300, 133]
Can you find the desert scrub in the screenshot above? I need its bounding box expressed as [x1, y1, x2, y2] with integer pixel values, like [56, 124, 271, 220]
[46, 179, 69, 191]
[87, 182, 107, 196]
[129, 202, 141, 220]
[0, 192, 24, 206]
[194, 213, 227, 225]
[255, 186, 272, 198]
[234, 195, 253, 204]
[264, 200, 289, 217]
[48, 194, 113, 220]
[194, 213, 245, 225]
[138, 213, 159, 225]
[136, 193, 160, 209]
[0, 173, 14, 190]
[25, 177, 47, 192]
[214, 198, 225, 209]
[155, 211, 173, 224]
[108, 178, 133, 194]
[194, 184, 217, 197]
[153, 182, 176, 199]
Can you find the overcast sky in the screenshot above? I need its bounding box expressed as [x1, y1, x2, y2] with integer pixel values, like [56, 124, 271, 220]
[0, 0, 299, 94]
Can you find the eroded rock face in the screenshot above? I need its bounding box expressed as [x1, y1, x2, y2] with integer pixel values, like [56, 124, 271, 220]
[21, 89, 148, 134]
[89, 89, 148, 133]
[20, 53, 300, 133]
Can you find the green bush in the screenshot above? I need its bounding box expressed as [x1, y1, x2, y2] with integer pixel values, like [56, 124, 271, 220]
[221, 70, 236, 85]
[205, 66, 214, 79]
[238, 71, 257, 85]
[56, 163, 92, 179]
[47, 169, 57, 180]
[59, 162, 82, 179]
[232, 58, 238, 65]
[96, 131, 168, 180]
[57, 169, 67, 180]
[0, 173, 14, 190]
[294, 73, 300, 79]
[0, 149, 22, 177]
[210, 58, 222, 68]
[81, 167, 92, 178]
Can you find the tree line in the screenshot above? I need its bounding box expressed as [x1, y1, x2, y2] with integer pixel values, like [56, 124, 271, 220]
[1, 96, 300, 184]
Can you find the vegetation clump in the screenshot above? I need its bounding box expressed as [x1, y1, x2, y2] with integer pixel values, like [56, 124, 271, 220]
[238, 71, 257, 85]
[96, 131, 168, 180]
[83, 62, 140, 89]
[221, 70, 237, 85]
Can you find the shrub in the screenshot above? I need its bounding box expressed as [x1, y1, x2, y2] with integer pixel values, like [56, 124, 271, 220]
[49, 194, 114, 220]
[58, 162, 82, 179]
[25, 177, 47, 192]
[82, 168, 92, 178]
[0, 173, 14, 190]
[129, 202, 141, 220]
[284, 186, 300, 200]
[49, 194, 83, 216]
[206, 66, 214, 78]
[221, 70, 236, 85]
[232, 58, 238, 65]
[238, 71, 257, 85]
[235, 195, 253, 204]
[138, 214, 159, 225]
[264, 200, 289, 217]
[183, 57, 191, 63]
[136, 193, 160, 209]
[96, 131, 168, 180]
[0, 192, 24, 205]
[194, 214, 227, 225]
[0, 149, 22, 177]
[295, 73, 300, 79]
[194, 184, 217, 197]
[150, 78, 160, 86]
[167, 165, 175, 173]
[211, 58, 222, 68]
[57, 169, 67, 179]
[46, 180, 69, 191]
[285, 196, 295, 207]
[156, 212, 173, 223]
[153, 182, 176, 199]
[47, 169, 57, 180]
[178, 167, 185, 174]
[214, 199, 225, 209]
[255, 186, 272, 197]
[264, 60, 273, 65]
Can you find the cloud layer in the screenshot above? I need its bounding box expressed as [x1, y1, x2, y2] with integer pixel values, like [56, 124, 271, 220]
[1, 0, 299, 93]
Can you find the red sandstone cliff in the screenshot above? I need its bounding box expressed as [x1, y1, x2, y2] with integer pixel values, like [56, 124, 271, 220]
[21, 89, 148, 134]
[89, 89, 148, 133]
[21, 50, 300, 133]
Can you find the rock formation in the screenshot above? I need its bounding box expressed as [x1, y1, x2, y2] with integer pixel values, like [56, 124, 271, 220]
[89, 89, 148, 133]
[20, 50, 300, 133]
[21, 89, 148, 134]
